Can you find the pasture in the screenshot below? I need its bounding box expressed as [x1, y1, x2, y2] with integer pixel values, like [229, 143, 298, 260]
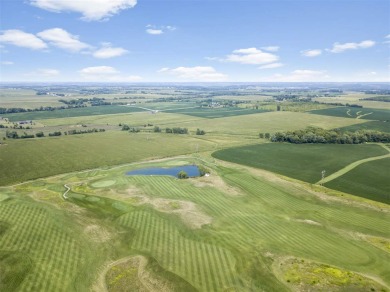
[0, 158, 389, 291]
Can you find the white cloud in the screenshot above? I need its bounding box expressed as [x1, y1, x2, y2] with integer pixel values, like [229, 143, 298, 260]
[226, 48, 279, 65]
[1, 61, 14, 65]
[93, 45, 128, 58]
[261, 46, 279, 52]
[158, 66, 228, 81]
[263, 70, 329, 82]
[145, 25, 176, 35]
[385, 34, 390, 38]
[301, 49, 322, 57]
[0, 29, 47, 50]
[258, 63, 284, 69]
[79, 66, 141, 82]
[30, 0, 137, 21]
[329, 40, 375, 53]
[146, 29, 163, 35]
[37, 28, 90, 52]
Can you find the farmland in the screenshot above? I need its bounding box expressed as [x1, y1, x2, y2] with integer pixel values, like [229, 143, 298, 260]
[309, 106, 390, 121]
[0, 84, 390, 292]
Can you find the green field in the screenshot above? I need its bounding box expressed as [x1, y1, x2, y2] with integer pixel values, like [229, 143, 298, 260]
[310, 107, 390, 121]
[164, 106, 268, 118]
[325, 158, 390, 204]
[1, 159, 389, 291]
[0, 131, 216, 186]
[2, 105, 147, 122]
[212, 143, 388, 184]
[338, 120, 390, 133]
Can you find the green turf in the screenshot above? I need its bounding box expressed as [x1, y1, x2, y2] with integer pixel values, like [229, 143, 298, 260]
[2, 105, 146, 122]
[309, 107, 390, 121]
[212, 143, 388, 184]
[164, 106, 269, 118]
[1, 159, 389, 291]
[325, 158, 390, 204]
[337, 120, 390, 133]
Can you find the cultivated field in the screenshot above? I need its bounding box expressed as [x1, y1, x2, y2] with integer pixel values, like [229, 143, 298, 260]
[310, 107, 390, 121]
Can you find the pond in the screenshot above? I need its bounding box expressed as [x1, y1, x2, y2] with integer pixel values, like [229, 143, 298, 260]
[126, 165, 200, 178]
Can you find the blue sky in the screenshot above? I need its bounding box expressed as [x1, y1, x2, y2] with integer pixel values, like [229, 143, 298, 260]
[0, 0, 389, 82]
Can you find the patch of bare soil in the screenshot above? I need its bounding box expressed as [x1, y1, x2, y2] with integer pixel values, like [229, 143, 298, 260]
[190, 174, 242, 196]
[127, 191, 212, 229]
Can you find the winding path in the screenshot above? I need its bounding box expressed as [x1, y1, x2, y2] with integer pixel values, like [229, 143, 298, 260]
[62, 184, 70, 199]
[317, 144, 390, 185]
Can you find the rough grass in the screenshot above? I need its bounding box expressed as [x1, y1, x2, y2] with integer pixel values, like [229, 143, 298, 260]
[310, 107, 390, 121]
[1, 159, 389, 291]
[325, 158, 390, 204]
[212, 143, 388, 184]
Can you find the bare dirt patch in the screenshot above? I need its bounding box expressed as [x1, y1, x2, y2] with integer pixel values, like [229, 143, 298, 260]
[84, 224, 112, 243]
[294, 219, 322, 226]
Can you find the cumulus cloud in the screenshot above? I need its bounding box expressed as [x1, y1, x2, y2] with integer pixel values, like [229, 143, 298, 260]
[226, 48, 279, 65]
[146, 29, 163, 35]
[30, 0, 137, 21]
[79, 66, 141, 82]
[263, 70, 329, 82]
[258, 63, 284, 69]
[261, 46, 279, 52]
[158, 66, 228, 81]
[0, 29, 47, 50]
[93, 44, 128, 58]
[301, 49, 322, 57]
[145, 25, 176, 35]
[329, 40, 375, 53]
[37, 28, 90, 52]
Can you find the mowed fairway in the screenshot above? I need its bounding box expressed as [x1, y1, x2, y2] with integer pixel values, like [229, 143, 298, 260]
[1, 159, 389, 291]
[0, 131, 215, 186]
[325, 157, 390, 204]
[212, 143, 388, 184]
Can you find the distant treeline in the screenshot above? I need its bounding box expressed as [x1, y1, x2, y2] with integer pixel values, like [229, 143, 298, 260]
[270, 127, 390, 144]
[313, 101, 363, 108]
[360, 96, 390, 103]
[5, 128, 105, 139]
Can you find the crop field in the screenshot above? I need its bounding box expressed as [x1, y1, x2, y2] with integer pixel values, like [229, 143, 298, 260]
[338, 120, 390, 133]
[164, 106, 268, 118]
[309, 106, 390, 121]
[0, 131, 216, 186]
[325, 157, 390, 204]
[212, 143, 388, 184]
[0, 158, 389, 291]
[2, 105, 147, 122]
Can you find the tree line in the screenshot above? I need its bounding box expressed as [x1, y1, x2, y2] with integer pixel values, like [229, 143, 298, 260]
[267, 127, 390, 144]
